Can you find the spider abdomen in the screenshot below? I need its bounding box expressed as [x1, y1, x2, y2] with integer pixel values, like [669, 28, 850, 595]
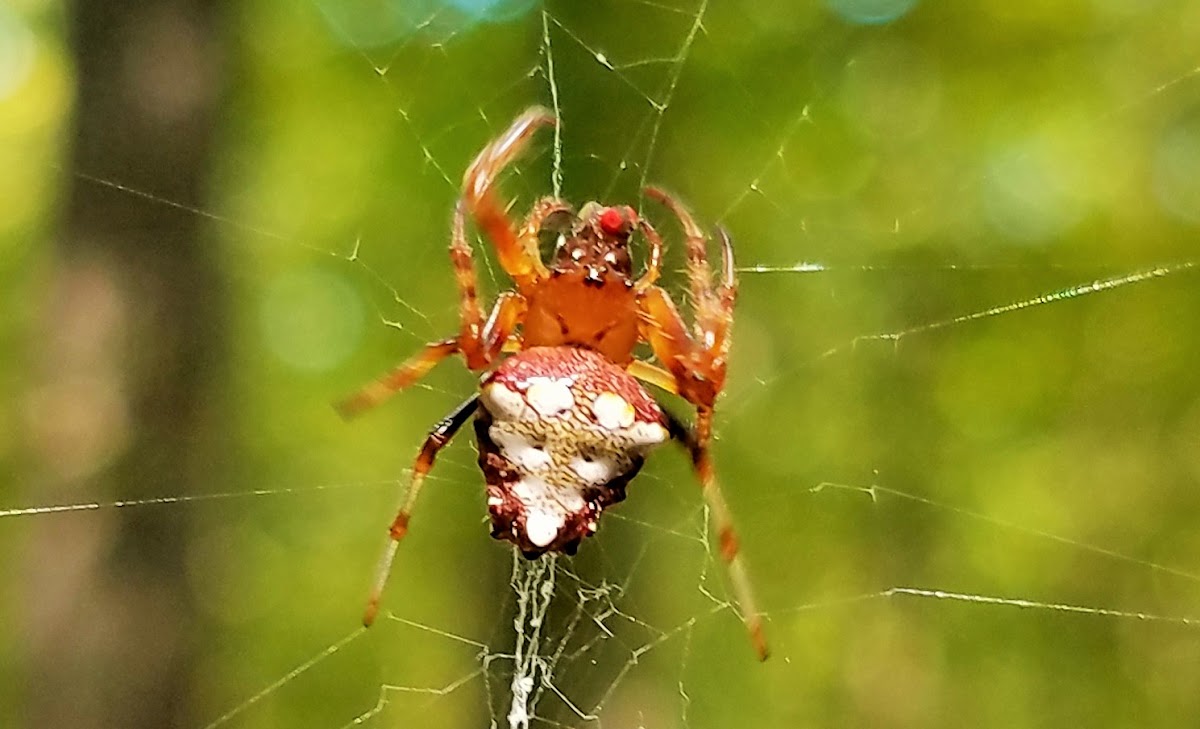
[475, 346, 669, 556]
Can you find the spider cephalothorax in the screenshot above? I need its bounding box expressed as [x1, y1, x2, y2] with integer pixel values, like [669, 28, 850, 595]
[519, 202, 655, 360]
[338, 107, 767, 660]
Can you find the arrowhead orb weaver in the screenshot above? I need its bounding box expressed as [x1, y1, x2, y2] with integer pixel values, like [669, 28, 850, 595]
[337, 107, 767, 660]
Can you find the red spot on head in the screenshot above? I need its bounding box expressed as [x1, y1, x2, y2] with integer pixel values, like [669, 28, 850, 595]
[599, 207, 625, 236]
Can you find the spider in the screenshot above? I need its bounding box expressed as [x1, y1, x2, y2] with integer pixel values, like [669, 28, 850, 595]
[337, 107, 767, 660]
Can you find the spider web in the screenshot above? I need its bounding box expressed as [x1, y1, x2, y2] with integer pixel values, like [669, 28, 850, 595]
[6, 0, 1200, 727]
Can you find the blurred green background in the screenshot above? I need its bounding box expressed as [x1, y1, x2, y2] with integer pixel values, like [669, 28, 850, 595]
[4, 0, 1200, 727]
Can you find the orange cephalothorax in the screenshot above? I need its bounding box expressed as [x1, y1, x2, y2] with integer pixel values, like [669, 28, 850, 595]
[337, 107, 767, 661]
[521, 203, 656, 362]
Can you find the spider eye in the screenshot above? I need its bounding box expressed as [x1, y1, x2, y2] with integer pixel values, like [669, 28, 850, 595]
[599, 208, 627, 237]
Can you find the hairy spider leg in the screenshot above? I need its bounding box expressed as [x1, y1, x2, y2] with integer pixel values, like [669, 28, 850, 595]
[633, 215, 665, 292]
[665, 411, 768, 661]
[645, 187, 736, 366]
[638, 286, 725, 430]
[335, 339, 460, 418]
[363, 396, 480, 627]
[637, 191, 737, 443]
[450, 199, 486, 349]
[684, 229, 736, 447]
[462, 107, 557, 292]
[452, 193, 529, 370]
[634, 198, 758, 656]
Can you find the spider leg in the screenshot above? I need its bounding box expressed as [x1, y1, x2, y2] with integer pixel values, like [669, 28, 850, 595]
[335, 339, 459, 419]
[633, 216, 665, 293]
[638, 285, 725, 418]
[453, 186, 529, 369]
[637, 191, 737, 444]
[635, 200, 759, 656]
[474, 292, 526, 366]
[644, 187, 737, 357]
[664, 409, 768, 661]
[450, 199, 485, 350]
[626, 359, 678, 395]
[335, 286, 523, 418]
[463, 107, 557, 291]
[363, 395, 480, 627]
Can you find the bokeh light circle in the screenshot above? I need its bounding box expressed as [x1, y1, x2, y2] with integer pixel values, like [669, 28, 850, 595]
[259, 268, 364, 372]
[825, 0, 919, 25]
[1153, 111, 1200, 225]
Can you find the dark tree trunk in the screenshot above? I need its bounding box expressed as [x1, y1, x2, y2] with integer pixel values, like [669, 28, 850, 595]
[24, 1, 225, 727]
